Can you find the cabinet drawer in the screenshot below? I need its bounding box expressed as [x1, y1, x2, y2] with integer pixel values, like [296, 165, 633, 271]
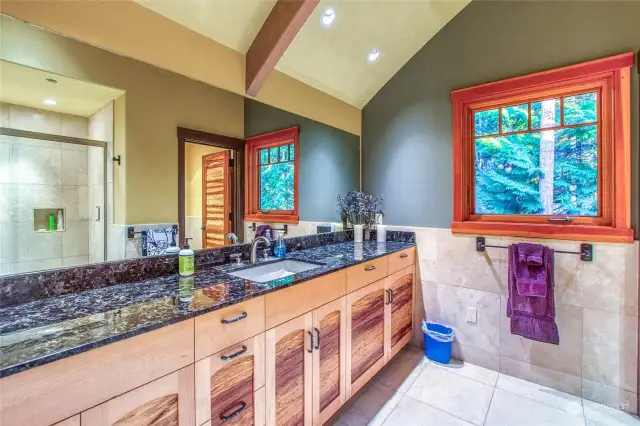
[265, 270, 345, 329]
[195, 296, 265, 360]
[387, 248, 415, 275]
[346, 257, 388, 293]
[196, 334, 265, 426]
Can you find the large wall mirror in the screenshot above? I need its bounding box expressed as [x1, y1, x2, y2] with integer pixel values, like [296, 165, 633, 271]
[0, 15, 360, 275]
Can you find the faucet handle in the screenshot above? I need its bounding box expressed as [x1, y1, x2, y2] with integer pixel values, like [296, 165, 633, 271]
[230, 253, 243, 264]
[261, 249, 270, 260]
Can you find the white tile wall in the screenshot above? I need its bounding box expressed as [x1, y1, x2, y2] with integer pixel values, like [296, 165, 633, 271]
[384, 224, 639, 412]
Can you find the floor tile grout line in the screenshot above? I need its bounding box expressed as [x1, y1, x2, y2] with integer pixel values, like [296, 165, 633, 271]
[403, 393, 484, 426]
[493, 381, 586, 419]
[481, 384, 497, 426]
[429, 360, 499, 388]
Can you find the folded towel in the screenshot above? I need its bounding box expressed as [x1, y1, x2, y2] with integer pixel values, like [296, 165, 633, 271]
[255, 224, 272, 238]
[513, 243, 547, 297]
[507, 245, 559, 345]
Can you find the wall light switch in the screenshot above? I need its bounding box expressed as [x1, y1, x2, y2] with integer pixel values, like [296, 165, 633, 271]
[466, 307, 478, 324]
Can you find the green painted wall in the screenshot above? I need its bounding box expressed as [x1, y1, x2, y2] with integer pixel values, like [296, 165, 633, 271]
[245, 99, 360, 223]
[362, 0, 639, 235]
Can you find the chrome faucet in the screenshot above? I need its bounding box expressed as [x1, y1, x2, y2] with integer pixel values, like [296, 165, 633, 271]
[249, 236, 271, 264]
[226, 233, 239, 245]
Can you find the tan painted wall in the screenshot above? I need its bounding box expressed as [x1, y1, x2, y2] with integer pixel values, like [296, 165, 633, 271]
[1, 0, 362, 136]
[185, 143, 227, 218]
[1, 15, 245, 225]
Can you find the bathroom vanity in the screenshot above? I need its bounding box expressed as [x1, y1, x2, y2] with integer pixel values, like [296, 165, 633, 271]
[0, 238, 416, 426]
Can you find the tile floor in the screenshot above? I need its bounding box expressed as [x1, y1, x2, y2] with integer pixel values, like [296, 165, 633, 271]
[330, 345, 640, 426]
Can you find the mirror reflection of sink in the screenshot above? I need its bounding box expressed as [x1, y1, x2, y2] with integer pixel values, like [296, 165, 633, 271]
[228, 260, 321, 283]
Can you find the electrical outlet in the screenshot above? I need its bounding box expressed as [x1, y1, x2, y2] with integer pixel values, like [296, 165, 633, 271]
[466, 307, 478, 324]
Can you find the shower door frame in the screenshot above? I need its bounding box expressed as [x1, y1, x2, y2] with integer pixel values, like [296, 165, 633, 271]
[0, 127, 109, 265]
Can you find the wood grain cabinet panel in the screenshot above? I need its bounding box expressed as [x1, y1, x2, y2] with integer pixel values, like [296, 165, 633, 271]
[54, 415, 80, 426]
[385, 267, 414, 361]
[345, 257, 388, 293]
[195, 334, 265, 426]
[387, 248, 416, 275]
[345, 280, 386, 398]
[311, 298, 346, 426]
[265, 313, 313, 426]
[195, 296, 265, 361]
[81, 365, 195, 426]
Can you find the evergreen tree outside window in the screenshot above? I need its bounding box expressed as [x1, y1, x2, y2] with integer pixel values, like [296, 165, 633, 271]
[451, 53, 634, 243]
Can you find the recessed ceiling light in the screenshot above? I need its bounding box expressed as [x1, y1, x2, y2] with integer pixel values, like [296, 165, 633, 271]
[46, 78, 58, 84]
[43, 99, 57, 106]
[368, 49, 381, 62]
[321, 8, 336, 27]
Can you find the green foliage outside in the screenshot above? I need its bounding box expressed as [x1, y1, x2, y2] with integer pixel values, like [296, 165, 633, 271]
[259, 144, 295, 211]
[474, 92, 598, 216]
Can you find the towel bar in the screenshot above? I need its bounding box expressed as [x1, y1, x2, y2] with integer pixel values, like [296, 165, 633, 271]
[248, 222, 288, 234]
[475, 236, 593, 261]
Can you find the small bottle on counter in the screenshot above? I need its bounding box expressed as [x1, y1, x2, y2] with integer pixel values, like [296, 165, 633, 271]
[179, 237, 195, 276]
[274, 233, 286, 258]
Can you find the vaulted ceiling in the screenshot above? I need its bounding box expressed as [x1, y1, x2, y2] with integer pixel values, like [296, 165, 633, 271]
[134, 0, 470, 108]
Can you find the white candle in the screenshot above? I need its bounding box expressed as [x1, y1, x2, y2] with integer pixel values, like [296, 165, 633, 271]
[377, 225, 387, 243]
[354, 224, 363, 243]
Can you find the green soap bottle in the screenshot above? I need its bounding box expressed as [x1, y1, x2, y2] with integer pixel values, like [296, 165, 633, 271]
[48, 213, 56, 231]
[179, 237, 195, 276]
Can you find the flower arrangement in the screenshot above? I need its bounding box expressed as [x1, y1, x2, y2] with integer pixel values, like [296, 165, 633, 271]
[336, 191, 383, 237]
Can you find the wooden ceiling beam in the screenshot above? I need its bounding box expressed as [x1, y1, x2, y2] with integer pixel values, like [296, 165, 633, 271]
[245, 0, 319, 96]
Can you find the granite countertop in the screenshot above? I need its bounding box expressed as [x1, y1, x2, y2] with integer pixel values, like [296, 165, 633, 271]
[0, 240, 414, 378]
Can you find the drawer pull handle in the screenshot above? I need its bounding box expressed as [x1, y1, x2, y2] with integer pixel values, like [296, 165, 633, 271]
[308, 330, 314, 353]
[390, 289, 394, 304]
[365, 266, 376, 272]
[314, 327, 321, 349]
[385, 289, 392, 305]
[220, 401, 247, 421]
[221, 312, 248, 324]
[400, 253, 409, 258]
[220, 345, 248, 361]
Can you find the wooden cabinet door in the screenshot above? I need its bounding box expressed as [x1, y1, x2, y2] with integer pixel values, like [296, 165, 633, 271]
[195, 334, 265, 426]
[311, 298, 346, 426]
[265, 313, 313, 426]
[385, 266, 415, 362]
[345, 279, 386, 398]
[81, 365, 195, 426]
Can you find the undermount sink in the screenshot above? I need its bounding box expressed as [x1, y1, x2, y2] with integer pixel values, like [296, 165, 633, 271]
[228, 260, 320, 283]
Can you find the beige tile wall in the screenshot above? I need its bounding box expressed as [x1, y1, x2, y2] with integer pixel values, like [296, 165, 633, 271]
[388, 225, 639, 413]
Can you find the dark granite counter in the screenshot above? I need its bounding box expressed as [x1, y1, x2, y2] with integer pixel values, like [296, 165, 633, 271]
[0, 239, 414, 378]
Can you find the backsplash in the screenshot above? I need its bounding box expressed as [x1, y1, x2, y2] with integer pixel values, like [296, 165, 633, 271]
[0, 229, 413, 308]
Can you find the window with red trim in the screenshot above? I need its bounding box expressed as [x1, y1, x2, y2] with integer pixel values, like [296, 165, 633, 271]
[245, 126, 299, 224]
[451, 53, 634, 243]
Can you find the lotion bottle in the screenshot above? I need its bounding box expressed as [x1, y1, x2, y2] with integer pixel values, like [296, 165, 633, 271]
[179, 237, 195, 276]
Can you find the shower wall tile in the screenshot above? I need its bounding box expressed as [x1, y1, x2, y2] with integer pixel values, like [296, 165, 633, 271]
[10, 184, 62, 221]
[0, 184, 9, 223]
[10, 143, 61, 185]
[88, 146, 105, 186]
[62, 185, 89, 223]
[10, 258, 63, 274]
[0, 223, 12, 263]
[62, 255, 89, 268]
[0, 142, 9, 183]
[0, 102, 9, 128]
[499, 356, 582, 397]
[9, 104, 61, 135]
[10, 135, 61, 149]
[12, 222, 62, 262]
[89, 220, 105, 263]
[63, 222, 90, 258]
[61, 149, 88, 186]
[61, 115, 89, 140]
[582, 379, 638, 413]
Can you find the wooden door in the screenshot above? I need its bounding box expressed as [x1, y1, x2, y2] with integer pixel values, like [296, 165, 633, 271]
[311, 298, 346, 426]
[345, 279, 386, 398]
[385, 267, 414, 362]
[202, 151, 232, 248]
[81, 365, 195, 426]
[195, 334, 265, 426]
[265, 313, 312, 426]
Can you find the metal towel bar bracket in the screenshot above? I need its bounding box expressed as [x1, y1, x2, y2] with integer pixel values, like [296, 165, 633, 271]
[475, 236, 593, 262]
[249, 222, 288, 234]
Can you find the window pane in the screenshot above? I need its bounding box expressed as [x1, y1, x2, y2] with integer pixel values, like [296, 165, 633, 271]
[474, 109, 499, 136]
[564, 92, 597, 125]
[475, 133, 542, 214]
[279, 145, 289, 162]
[289, 143, 295, 161]
[259, 149, 269, 165]
[501, 104, 529, 133]
[474, 126, 599, 216]
[269, 147, 279, 163]
[259, 162, 294, 211]
[553, 125, 598, 216]
[531, 98, 561, 129]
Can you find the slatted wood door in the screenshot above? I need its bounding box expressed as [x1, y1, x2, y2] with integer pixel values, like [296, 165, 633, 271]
[202, 151, 232, 248]
[345, 280, 386, 399]
[195, 334, 265, 426]
[385, 267, 414, 362]
[265, 313, 312, 426]
[311, 298, 346, 426]
[81, 365, 195, 426]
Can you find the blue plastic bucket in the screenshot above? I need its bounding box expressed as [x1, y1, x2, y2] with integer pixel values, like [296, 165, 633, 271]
[423, 322, 454, 364]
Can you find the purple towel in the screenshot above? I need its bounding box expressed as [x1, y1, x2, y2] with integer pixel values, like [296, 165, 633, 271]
[507, 245, 559, 345]
[255, 224, 272, 238]
[513, 243, 547, 297]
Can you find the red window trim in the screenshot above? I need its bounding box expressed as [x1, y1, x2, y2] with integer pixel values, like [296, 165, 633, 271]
[244, 126, 300, 224]
[451, 52, 634, 243]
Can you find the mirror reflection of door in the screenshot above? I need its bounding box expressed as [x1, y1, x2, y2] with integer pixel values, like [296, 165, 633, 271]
[202, 151, 233, 248]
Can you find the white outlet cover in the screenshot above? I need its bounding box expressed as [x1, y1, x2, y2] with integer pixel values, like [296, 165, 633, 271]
[466, 307, 478, 324]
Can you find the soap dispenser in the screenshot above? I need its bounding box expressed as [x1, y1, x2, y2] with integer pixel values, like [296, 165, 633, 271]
[179, 237, 195, 276]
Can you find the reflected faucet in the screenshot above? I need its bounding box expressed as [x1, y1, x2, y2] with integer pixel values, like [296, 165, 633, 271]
[250, 236, 271, 265]
[226, 233, 238, 245]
